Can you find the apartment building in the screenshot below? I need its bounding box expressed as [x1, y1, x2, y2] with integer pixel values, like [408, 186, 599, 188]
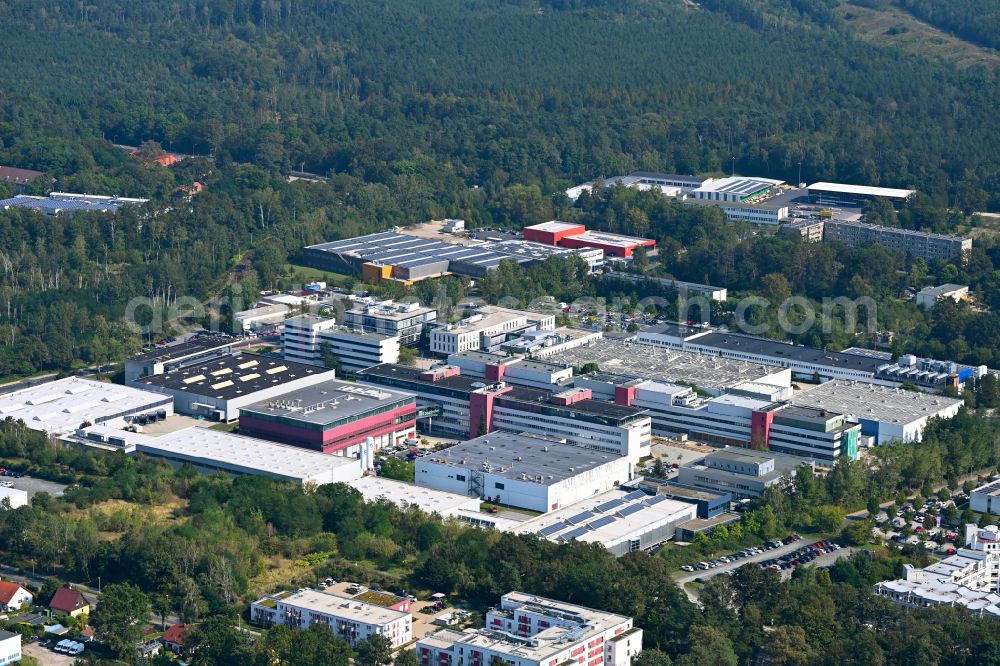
[252, 589, 413, 647]
[823, 220, 970, 261]
[418, 593, 642, 666]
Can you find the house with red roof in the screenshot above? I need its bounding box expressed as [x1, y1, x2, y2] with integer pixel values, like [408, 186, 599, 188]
[0, 581, 32, 612]
[49, 588, 93, 618]
[161, 623, 191, 653]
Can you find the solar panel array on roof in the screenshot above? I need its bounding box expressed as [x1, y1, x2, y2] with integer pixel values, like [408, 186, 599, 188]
[594, 497, 626, 513]
[567, 510, 595, 525]
[586, 515, 616, 530]
[537, 522, 569, 538]
[643, 495, 670, 507]
[617, 503, 645, 518]
[623, 490, 648, 502]
[560, 526, 591, 541]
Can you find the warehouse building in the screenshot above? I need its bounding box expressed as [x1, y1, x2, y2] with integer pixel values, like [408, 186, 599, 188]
[282, 314, 400, 372]
[418, 593, 642, 666]
[0, 191, 148, 216]
[0, 377, 173, 436]
[349, 475, 483, 519]
[238, 380, 416, 456]
[823, 220, 970, 262]
[789, 380, 964, 444]
[676, 448, 810, 498]
[252, 589, 412, 647]
[429, 306, 555, 355]
[342, 298, 437, 346]
[133, 353, 337, 422]
[136, 427, 364, 486]
[546, 337, 791, 395]
[513, 488, 697, 555]
[969, 480, 1000, 517]
[565, 171, 712, 201]
[636, 323, 985, 390]
[916, 284, 969, 309]
[499, 327, 603, 359]
[689, 177, 784, 203]
[357, 364, 651, 463]
[125, 338, 247, 382]
[523, 221, 656, 258]
[415, 432, 633, 513]
[874, 524, 1000, 618]
[807, 182, 915, 207]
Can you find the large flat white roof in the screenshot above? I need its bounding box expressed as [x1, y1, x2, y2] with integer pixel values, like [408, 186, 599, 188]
[350, 476, 479, 516]
[808, 182, 915, 199]
[136, 427, 360, 484]
[0, 377, 171, 435]
[524, 221, 585, 233]
[273, 589, 409, 624]
[790, 380, 963, 425]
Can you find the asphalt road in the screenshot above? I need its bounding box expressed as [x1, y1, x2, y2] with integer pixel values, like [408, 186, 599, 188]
[6, 475, 68, 500]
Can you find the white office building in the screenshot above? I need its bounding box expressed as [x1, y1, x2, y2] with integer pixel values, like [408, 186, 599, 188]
[448, 351, 574, 390]
[430, 306, 555, 355]
[415, 432, 633, 513]
[0, 630, 21, 666]
[342, 299, 438, 346]
[916, 284, 969, 309]
[418, 593, 642, 666]
[234, 303, 291, 332]
[971, 480, 1000, 517]
[283, 314, 399, 372]
[874, 524, 1000, 618]
[252, 589, 412, 647]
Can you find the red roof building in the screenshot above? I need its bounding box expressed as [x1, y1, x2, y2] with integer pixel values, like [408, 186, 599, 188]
[161, 623, 191, 653]
[49, 588, 92, 617]
[0, 581, 32, 611]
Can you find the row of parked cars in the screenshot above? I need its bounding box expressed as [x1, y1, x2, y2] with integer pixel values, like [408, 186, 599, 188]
[679, 535, 803, 572]
[758, 540, 842, 571]
[42, 638, 85, 655]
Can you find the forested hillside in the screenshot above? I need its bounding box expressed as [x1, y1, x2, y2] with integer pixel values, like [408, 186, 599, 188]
[0, 0, 998, 379]
[895, 0, 1000, 51]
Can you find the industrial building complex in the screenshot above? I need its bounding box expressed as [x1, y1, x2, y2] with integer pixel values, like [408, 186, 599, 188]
[0, 191, 148, 216]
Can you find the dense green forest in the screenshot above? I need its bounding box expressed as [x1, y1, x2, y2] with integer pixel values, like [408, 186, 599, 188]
[0, 0, 997, 378]
[895, 0, 1000, 50]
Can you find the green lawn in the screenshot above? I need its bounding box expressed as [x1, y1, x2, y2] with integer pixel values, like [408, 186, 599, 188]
[283, 262, 357, 289]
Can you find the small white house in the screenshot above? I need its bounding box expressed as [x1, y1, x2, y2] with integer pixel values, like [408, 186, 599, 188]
[0, 582, 33, 612]
[0, 629, 21, 665]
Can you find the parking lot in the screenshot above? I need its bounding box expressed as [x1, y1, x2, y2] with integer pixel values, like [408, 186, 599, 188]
[22, 642, 80, 666]
[674, 536, 847, 585]
[5, 474, 68, 500]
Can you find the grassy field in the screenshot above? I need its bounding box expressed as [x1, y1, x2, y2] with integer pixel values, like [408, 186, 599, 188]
[282, 262, 358, 289]
[837, 2, 1000, 70]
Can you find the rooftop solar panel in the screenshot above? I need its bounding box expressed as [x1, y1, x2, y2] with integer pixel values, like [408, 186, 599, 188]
[643, 496, 670, 507]
[617, 503, 645, 517]
[594, 498, 626, 513]
[585, 515, 616, 530]
[623, 490, 648, 502]
[567, 511, 595, 525]
[537, 522, 569, 538]
[559, 526, 590, 541]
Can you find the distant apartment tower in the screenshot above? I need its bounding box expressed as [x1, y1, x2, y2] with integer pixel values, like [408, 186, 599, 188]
[417, 592, 642, 666]
[823, 220, 971, 261]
